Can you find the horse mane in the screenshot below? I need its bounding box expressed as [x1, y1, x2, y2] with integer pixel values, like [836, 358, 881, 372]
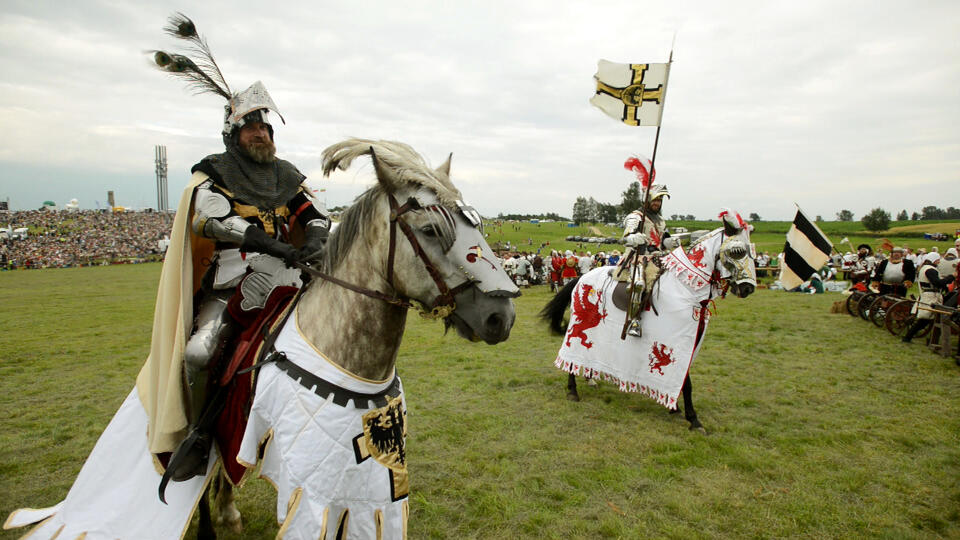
[321, 138, 462, 208]
[318, 184, 383, 273]
[317, 138, 464, 273]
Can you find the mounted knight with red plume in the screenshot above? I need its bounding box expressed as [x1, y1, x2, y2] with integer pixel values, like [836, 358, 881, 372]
[613, 155, 678, 336]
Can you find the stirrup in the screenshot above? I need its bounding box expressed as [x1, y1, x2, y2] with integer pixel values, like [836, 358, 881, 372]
[628, 319, 642, 337]
[158, 428, 211, 503]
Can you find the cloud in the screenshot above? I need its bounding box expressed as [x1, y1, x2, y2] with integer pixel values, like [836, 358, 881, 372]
[0, 1, 958, 222]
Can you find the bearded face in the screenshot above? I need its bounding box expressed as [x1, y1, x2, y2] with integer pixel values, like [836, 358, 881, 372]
[237, 121, 276, 164]
[647, 197, 663, 214]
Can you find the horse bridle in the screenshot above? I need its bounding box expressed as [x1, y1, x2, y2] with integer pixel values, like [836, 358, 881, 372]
[296, 193, 475, 319]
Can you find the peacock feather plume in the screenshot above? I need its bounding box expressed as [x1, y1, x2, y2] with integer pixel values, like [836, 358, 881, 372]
[151, 13, 232, 100]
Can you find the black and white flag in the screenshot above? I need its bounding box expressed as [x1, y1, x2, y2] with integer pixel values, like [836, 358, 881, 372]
[781, 207, 832, 289]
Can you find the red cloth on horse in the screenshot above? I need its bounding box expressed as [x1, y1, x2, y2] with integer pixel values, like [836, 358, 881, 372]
[216, 285, 299, 485]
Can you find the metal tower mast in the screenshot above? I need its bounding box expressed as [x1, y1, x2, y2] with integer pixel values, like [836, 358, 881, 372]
[154, 145, 169, 212]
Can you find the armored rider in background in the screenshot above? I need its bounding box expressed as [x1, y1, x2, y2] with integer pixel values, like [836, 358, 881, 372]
[614, 184, 679, 336]
[148, 15, 329, 482]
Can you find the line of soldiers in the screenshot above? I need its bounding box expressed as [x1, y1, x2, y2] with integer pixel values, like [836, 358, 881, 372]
[849, 242, 959, 347]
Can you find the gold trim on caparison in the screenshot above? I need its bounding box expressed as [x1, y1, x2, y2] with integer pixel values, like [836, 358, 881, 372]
[275, 487, 303, 538]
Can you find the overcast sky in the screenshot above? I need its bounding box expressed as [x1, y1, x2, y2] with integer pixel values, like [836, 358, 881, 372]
[1, 1, 958, 221]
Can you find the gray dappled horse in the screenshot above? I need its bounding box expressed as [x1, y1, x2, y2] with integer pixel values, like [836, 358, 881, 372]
[8, 139, 518, 540]
[540, 214, 756, 433]
[203, 139, 520, 539]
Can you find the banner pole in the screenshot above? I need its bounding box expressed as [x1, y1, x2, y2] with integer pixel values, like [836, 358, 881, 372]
[621, 49, 673, 340]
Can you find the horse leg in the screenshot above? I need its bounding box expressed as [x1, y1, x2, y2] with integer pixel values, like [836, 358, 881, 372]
[212, 469, 243, 534]
[196, 485, 216, 540]
[566, 372, 580, 401]
[681, 374, 706, 434]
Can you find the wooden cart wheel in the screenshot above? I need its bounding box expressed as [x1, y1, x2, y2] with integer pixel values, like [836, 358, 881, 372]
[846, 291, 864, 316]
[869, 296, 889, 327]
[884, 300, 914, 336]
[857, 293, 877, 321]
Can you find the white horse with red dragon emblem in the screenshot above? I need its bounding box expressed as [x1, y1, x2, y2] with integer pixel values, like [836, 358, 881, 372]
[5, 139, 518, 540]
[542, 210, 757, 432]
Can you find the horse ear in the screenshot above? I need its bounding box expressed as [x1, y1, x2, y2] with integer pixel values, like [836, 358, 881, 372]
[435, 153, 452, 177]
[369, 147, 400, 190]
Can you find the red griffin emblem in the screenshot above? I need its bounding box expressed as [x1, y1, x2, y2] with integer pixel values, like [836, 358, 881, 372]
[565, 284, 607, 349]
[687, 244, 708, 269]
[649, 229, 661, 249]
[648, 341, 675, 375]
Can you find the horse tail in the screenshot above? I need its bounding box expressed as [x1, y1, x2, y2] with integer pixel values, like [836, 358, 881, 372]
[540, 278, 579, 335]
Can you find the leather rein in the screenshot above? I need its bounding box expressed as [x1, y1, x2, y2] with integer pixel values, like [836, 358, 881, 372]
[295, 193, 474, 319]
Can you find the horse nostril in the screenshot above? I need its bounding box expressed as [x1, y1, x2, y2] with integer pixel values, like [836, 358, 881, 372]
[485, 312, 503, 333]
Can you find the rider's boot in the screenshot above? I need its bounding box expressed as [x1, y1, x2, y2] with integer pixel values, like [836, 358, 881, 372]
[168, 371, 213, 482]
[167, 293, 235, 482]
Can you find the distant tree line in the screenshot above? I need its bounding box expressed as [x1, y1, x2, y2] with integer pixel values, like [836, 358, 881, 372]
[834, 205, 960, 232]
[571, 181, 695, 225]
[836, 206, 960, 223]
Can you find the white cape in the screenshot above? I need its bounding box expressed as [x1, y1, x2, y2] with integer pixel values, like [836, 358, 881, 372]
[4, 389, 215, 539]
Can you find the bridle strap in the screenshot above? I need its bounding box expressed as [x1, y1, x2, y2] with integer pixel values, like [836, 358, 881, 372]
[389, 194, 472, 310]
[296, 193, 472, 314]
[295, 262, 413, 309]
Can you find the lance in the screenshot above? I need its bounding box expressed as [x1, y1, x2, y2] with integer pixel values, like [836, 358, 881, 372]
[620, 49, 673, 340]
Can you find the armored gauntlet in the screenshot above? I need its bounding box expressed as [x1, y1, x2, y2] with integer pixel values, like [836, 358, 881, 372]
[240, 226, 296, 265]
[297, 221, 329, 264]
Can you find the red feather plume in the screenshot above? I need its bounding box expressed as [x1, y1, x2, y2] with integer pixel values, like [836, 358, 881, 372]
[623, 156, 655, 189]
[718, 209, 747, 229]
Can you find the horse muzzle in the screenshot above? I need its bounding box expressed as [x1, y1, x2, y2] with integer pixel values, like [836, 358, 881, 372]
[729, 281, 755, 298]
[447, 287, 516, 344]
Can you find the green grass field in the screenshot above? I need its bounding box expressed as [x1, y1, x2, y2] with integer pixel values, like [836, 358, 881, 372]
[2, 264, 959, 539]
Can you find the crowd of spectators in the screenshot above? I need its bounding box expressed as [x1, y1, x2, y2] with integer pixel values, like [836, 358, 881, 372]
[1, 210, 173, 270]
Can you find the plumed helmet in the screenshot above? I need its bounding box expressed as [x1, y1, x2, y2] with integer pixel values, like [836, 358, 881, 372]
[222, 81, 286, 142]
[648, 184, 670, 201]
[150, 14, 285, 145]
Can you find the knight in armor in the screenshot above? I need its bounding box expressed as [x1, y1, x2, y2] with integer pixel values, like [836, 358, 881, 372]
[870, 246, 916, 296]
[614, 184, 679, 336]
[141, 15, 330, 482]
[902, 251, 956, 342]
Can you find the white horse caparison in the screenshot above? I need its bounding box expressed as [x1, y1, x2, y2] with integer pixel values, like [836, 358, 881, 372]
[6, 139, 519, 540]
[541, 213, 757, 433]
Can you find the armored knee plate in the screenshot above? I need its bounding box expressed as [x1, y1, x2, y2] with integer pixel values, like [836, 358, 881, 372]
[183, 292, 235, 387]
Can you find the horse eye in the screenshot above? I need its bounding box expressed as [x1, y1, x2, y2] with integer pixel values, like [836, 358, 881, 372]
[419, 225, 438, 237]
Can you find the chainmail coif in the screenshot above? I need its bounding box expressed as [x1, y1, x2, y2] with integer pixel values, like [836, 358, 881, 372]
[192, 142, 305, 210]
